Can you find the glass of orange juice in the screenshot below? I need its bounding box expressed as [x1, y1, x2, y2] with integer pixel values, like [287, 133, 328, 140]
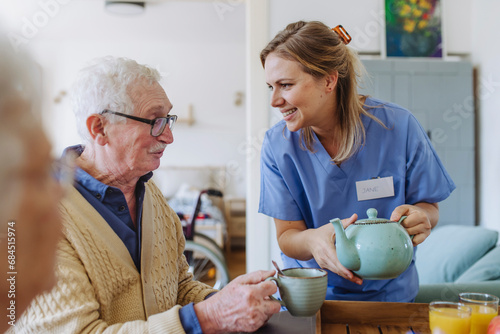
[429, 301, 472, 334]
[459, 292, 499, 334]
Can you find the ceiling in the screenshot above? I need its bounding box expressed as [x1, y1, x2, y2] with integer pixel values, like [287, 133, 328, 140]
[0, 0, 245, 44]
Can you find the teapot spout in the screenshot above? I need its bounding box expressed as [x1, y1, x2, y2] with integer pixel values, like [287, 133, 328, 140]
[330, 218, 361, 271]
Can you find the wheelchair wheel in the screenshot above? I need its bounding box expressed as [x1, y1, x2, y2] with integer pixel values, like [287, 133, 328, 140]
[193, 232, 226, 264]
[184, 240, 230, 290]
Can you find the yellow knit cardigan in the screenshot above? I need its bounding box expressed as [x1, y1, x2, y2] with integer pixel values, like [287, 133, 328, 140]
[11, 180, 217, 333]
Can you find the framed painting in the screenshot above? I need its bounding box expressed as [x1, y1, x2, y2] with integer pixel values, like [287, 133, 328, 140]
[384, 0, 444, 58]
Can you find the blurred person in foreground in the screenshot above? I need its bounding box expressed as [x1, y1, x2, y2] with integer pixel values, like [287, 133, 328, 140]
[0, 37, 64, 332]
[12, 56, 280, 334]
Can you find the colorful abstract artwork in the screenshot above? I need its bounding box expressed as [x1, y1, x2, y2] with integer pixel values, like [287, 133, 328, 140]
[385, 0, 443, 58]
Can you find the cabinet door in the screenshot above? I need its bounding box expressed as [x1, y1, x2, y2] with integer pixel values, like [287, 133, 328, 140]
[360, 59, 475, 226]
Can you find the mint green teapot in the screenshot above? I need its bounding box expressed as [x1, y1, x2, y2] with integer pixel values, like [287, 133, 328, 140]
[329, 208, 414, 280]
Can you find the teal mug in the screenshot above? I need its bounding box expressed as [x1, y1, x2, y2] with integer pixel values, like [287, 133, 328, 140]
[265, 267, 328, 317]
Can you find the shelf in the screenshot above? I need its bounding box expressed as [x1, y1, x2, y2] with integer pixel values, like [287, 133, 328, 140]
[224, 198, 246, 250]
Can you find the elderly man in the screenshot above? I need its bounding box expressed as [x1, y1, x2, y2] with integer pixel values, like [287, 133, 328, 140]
[0, 38, 64, 332]
[14, 56, 280, 333]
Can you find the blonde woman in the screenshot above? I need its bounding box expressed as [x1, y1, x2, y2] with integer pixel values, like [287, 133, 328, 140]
[259, 21, 455, 302]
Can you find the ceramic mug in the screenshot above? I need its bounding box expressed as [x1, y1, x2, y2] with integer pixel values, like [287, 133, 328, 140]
[265, 267, 328, 317]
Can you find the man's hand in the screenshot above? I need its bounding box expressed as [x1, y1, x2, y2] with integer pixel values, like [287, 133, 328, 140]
[194, 270, 281, 334]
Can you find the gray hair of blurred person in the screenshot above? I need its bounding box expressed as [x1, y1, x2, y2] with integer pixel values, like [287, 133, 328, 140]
[0, 37, 41, 222]
[71, 56, 162, 144]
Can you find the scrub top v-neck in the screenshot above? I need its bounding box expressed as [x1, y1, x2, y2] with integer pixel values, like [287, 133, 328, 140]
[259, 97, 455, 302]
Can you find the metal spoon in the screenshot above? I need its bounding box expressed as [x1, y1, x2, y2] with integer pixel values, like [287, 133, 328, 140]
[272, 260, 285, 276]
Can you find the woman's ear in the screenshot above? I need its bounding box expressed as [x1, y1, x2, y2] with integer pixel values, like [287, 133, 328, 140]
[325, 71, 339, 93]
[86, 114, 107, 146]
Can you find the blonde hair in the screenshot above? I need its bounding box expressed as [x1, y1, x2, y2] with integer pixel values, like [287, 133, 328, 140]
[260, 21, 382, 163]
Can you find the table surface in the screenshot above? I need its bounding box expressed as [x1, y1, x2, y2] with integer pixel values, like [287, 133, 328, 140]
[251, 300, 500, 333]
[248, 311, 316, 334]
[251, 310, 316, 334]
[250, 300, 431, 334]
[318, 300, 430, 333]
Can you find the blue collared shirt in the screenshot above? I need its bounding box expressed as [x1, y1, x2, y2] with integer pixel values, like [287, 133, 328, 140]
[74, 163, 148, 271]
[65, 145, 202, 334]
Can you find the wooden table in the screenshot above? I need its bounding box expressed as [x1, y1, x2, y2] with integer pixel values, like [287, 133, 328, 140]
[252, 300, 431, 334]
[317, 300, 430, 333]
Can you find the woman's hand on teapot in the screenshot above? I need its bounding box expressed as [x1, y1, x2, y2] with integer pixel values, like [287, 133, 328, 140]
[273, 214, 362, 285]
[390, 203, 439, 246]
[310, 214, 363, 285]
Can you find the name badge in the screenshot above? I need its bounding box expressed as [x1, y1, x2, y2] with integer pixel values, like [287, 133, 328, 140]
[356, 176, 395, 201]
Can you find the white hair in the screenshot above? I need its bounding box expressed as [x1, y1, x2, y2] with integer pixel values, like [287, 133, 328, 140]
[0, 35, 41, 222]
[71, 56, 162, 144]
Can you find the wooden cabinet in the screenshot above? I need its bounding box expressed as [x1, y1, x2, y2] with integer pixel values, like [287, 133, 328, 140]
[224, 198, 246, 250]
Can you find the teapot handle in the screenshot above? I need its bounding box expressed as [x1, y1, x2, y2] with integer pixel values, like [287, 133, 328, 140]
[397, 216, 414, 241]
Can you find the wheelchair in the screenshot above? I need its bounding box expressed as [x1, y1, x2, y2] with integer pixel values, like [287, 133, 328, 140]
[179, 189, 230, 290]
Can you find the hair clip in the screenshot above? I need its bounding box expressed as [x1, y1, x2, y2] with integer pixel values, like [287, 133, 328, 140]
[332, 25, 351, 45]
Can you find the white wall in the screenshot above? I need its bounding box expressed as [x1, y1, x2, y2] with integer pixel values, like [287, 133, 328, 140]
[268, 0, 471, 55]
[1, 0, 247, 198]
[245, 0, 273, 273]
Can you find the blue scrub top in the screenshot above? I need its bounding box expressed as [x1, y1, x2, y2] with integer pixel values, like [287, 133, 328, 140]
[259, 97, 456, 302]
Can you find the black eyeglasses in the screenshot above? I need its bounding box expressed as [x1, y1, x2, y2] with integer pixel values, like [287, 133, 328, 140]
[101, 109, 177, 137]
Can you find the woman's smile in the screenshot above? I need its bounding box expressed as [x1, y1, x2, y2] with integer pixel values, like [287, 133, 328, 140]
[281, 108, 297, 119]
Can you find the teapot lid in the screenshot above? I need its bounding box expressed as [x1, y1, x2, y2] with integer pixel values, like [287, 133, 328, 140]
[355, 208, 391, 224]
